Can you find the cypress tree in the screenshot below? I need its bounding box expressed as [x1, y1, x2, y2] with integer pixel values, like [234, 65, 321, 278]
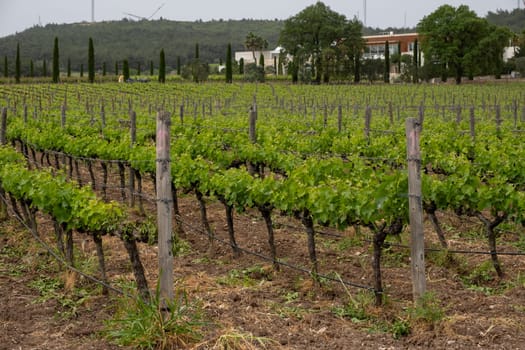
[52, 37, 59, 83]
[397, 42, 401, 74]
[43, 59, 47, 77]
[412, 39, 419, 83]
[80, 63, 83, 77]
[3, 56, 7, 78]
[176, 56, 181, 75]
[150, 60, 154, 76]
[137, 62, 141, 76]
[115, 61, 119, 76]
[273, 56, 277, 74]
[122, 60, 130, 81]
[239, 58, 244, 74]
[15, 43, 21, 83]
[259, 53, 265, 69]
[354, 56, 361, 83]
[30, 60, 34, 77]
[67, 58, 71, 77]
[193, 44, 200, 83]
[384, 41, 390, 83]
[159, 49, 166, 83]
[102, 62, 106, 76]
[88, 37, 95, 83]
[225, 43, 233, 83]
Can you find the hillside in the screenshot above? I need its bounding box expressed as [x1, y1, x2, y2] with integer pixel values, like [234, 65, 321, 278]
[486, 8, 525, 34]
[2, 8, 521, 78]
[0, 19, 284, 74]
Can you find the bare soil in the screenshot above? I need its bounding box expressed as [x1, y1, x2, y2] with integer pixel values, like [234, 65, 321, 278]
[1, 159, 525, 349]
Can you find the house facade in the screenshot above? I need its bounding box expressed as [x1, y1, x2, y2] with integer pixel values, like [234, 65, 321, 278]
[363, 32, 421, 61]
[234, 47, 285, 67]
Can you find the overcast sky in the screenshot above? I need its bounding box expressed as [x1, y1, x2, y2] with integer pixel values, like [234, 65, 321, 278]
[0, 0, 520, 38]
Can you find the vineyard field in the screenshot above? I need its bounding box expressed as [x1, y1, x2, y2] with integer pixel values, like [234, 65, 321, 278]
[1, 81, 525, 349]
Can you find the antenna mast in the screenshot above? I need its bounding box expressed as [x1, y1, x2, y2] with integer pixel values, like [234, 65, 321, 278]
[363, 0, 367, 26]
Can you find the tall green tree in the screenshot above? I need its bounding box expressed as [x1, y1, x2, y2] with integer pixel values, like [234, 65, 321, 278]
[88, 37, 95, 83]
[137, 62, 141, 76]
[102, 62, 106, 76]
[239, 58, 244, 74]
[225, 43, 233, 83]
[3, 56, 7, 78]
[384, 41, 390, 83]
[122, 60, 130, 81]
[244, 32, 268, 65]
[15, 43, 21, 83]
[397, 42, 402, 73]
[159, 49, 166, 83]
[476, 24, 512, 79]
[176, 56, 181, 75]
[192, 43, 202, 83]
[279, 1, 351, 83]
[67, 58, 71, 77]
[150, 60, 154, 75]
[412, 39, 418, 83]
[52, 37, 59, 83]
[418, 4, 511, 84]
[79, 63, 83, 77]
[516, 30, 525, 58]
[277, 53, 284, 75]
[43, 59, 47, 77]
[30, 60, 34, 77]
[259, 53, 265, 69]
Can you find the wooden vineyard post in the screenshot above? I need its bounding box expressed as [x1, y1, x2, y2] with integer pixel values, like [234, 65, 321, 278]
[249, 103, 257, 143]
[247, 103, 257, 176]
[405, 118, 426, 303]
[129, 110, 136, 207]
[469, 106, 476, 141]
[495, 105, 501, 133]
[418, 104, 424, 129]
[100, 102, 106, 131]
[0, 107, 6, 145]
[337, 105, 343, 132]
[156, 111, 174, 306]
[364, 106, 371, 141]
[0, 107, 7, 219]
[513, 100, 518, 129]
[61, 104, 66, 128]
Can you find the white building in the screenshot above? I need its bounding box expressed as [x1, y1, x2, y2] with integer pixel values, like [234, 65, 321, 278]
[234, 46, 287, 69]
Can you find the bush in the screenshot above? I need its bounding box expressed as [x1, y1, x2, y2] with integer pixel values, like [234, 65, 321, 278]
[243, 63, 265, 82]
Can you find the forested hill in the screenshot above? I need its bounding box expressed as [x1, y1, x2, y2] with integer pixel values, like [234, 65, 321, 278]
[0, 19, 284, 72]
[2, 9, 522, 75]
[486, 8, 525, 33]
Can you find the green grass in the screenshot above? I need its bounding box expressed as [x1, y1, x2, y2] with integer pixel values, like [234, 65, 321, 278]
[216, 265, 272, 287]
[104, 288, 205, 349]
[408, 292, 445, 327]
[29, 275, 92, 319]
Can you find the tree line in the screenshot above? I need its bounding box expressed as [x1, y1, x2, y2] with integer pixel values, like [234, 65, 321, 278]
[2, 2, 524, 84]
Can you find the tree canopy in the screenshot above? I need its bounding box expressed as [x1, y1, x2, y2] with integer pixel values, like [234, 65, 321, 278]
[418, 5, 512, 84]
[279, 1, 364, 83]
[244, 32, 268, 65]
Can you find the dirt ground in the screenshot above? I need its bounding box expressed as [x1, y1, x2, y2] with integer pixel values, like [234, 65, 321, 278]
[1, 159, 525, 349]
